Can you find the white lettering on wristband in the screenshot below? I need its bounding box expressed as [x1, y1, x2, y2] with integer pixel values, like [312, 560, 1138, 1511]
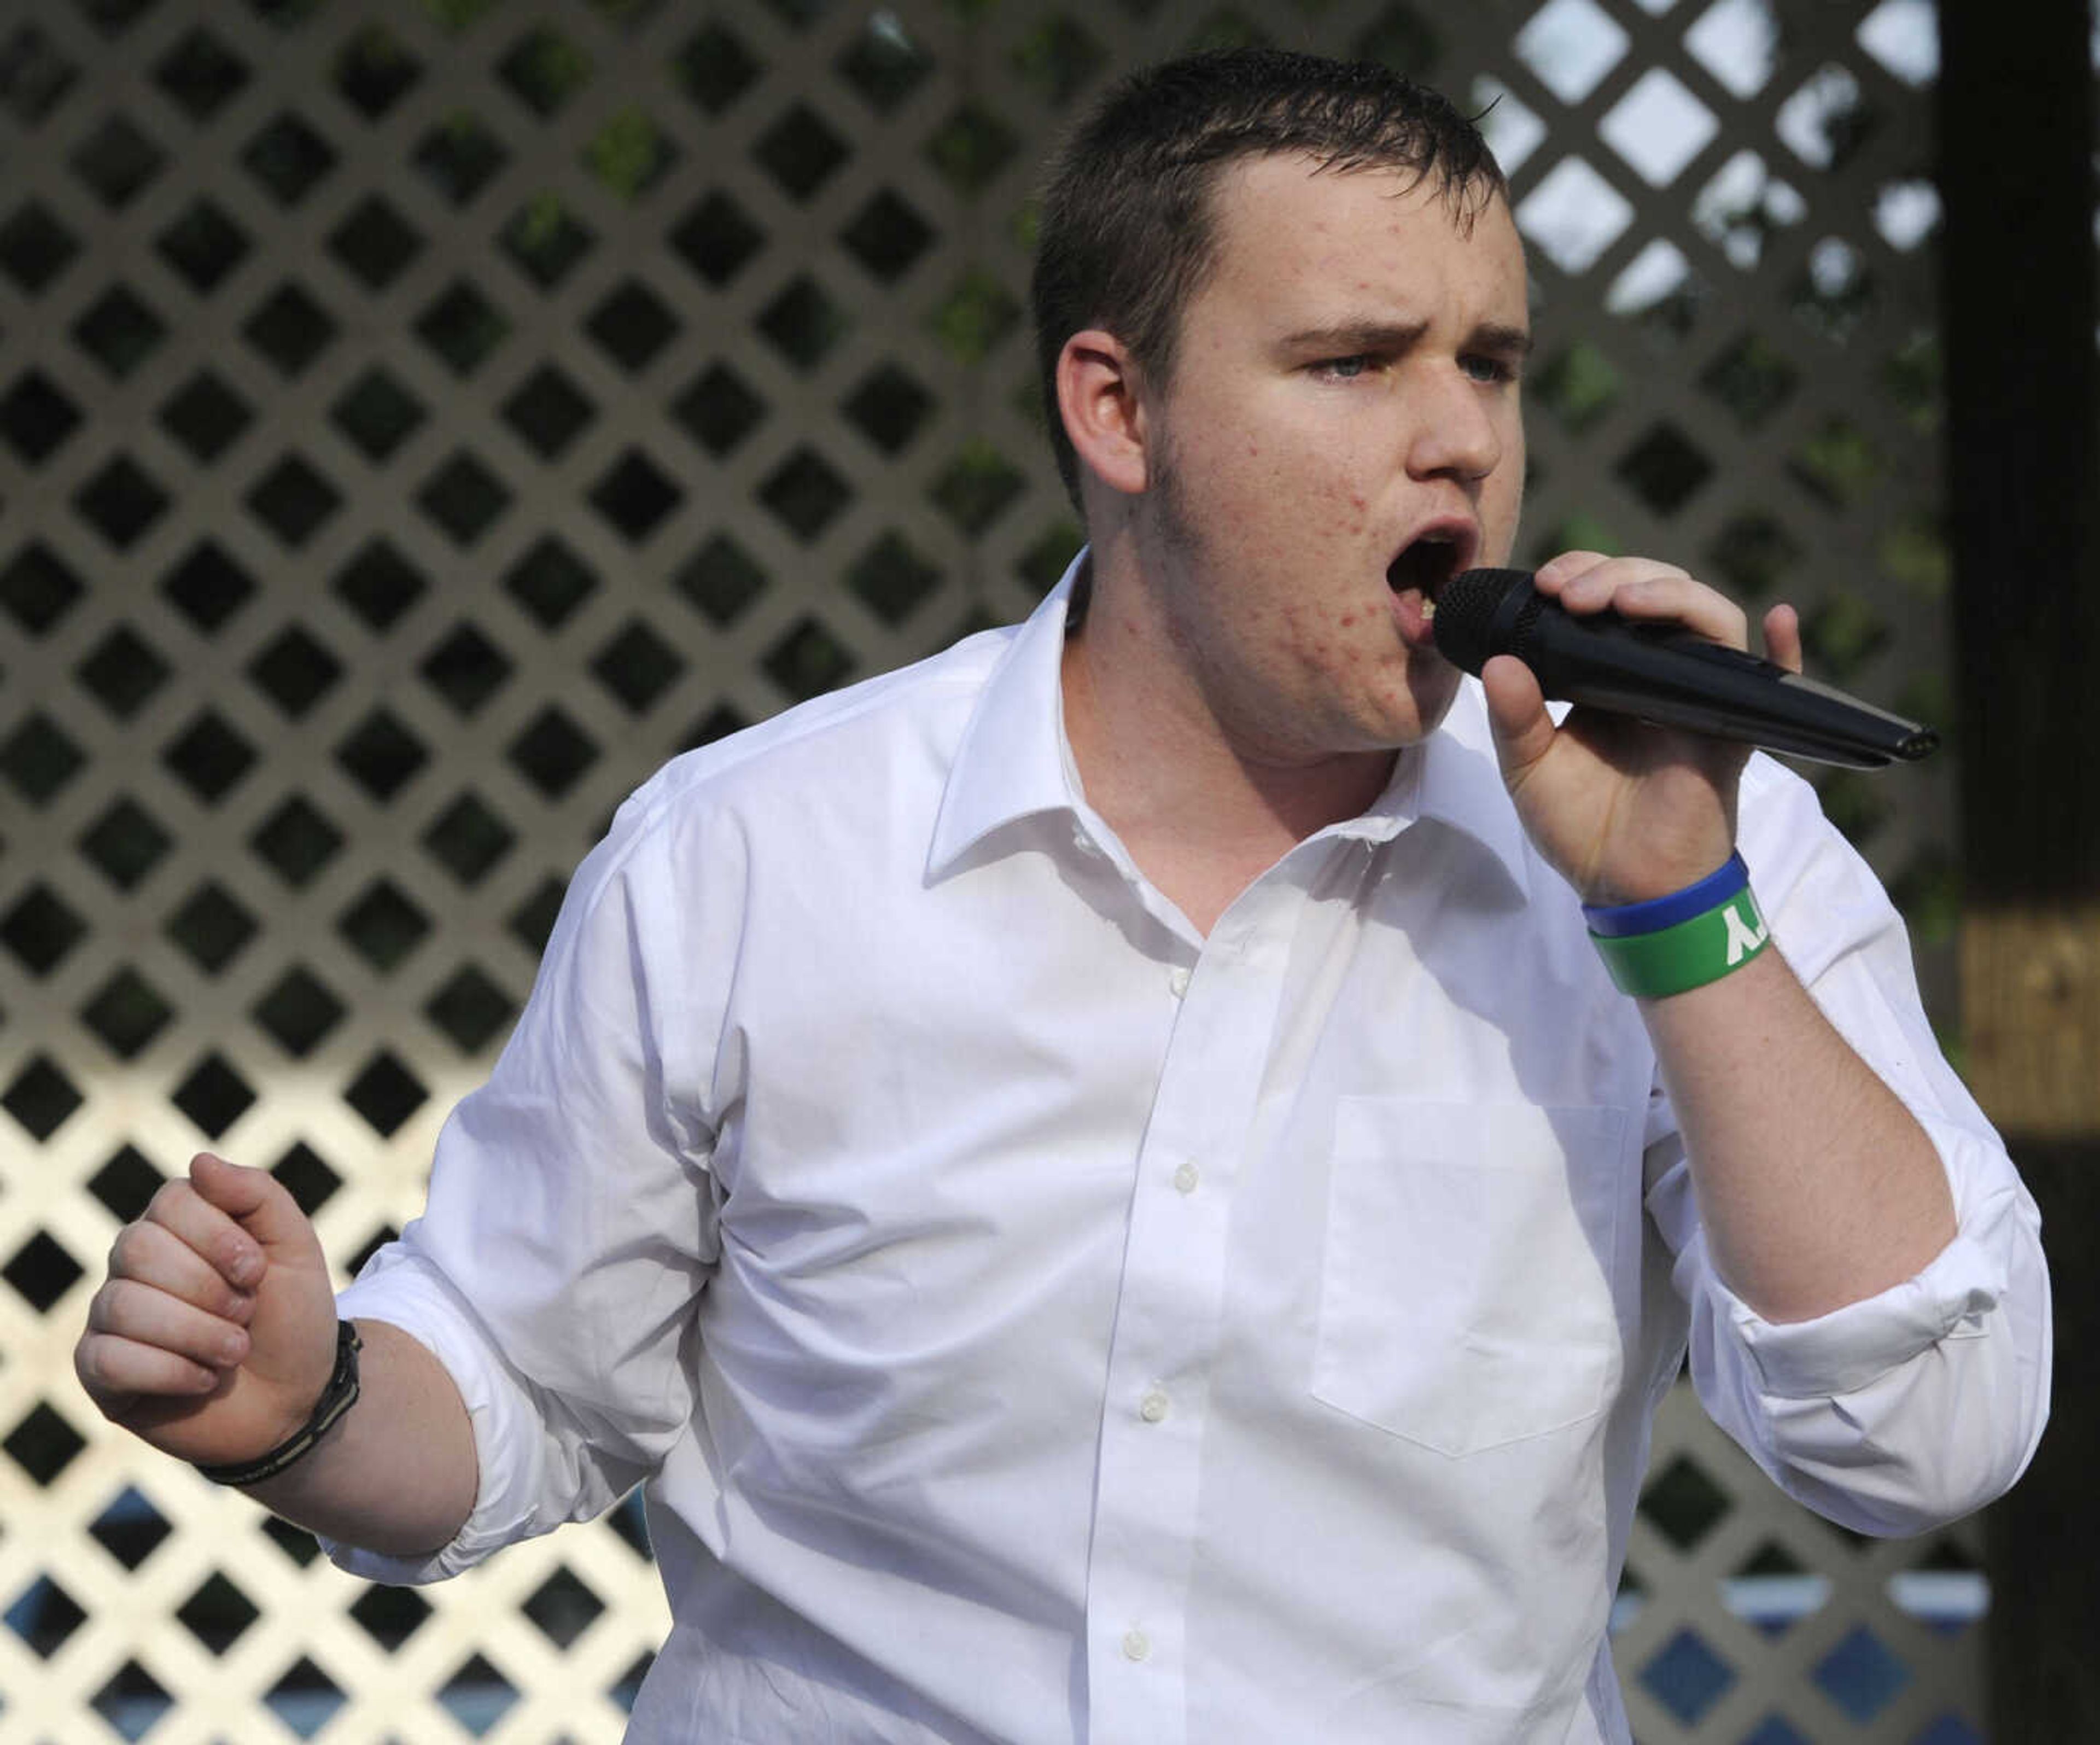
[1723, 902, 1770, 966]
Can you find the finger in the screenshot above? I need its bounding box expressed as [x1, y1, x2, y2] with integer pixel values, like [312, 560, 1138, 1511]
[76, 1329, 220, 1405]
[108, 1220, 257, 1321]
[187, 1151, 317, 1259]
[144, 1174, 264, 1291]
[1547, 557, 1687, 610]
[1763, 602, 1803, 674]
[1531, 550, 1615, 595]
[1480, 652, 1557, 782]
[88, 1277, 252, 1370]
[1590, 572, 1748, 650]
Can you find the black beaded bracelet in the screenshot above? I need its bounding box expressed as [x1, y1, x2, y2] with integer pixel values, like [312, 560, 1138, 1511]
[196, 1321, 363, 1487]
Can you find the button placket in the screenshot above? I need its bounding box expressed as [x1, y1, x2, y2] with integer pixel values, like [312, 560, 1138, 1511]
[1083, 877, 1300, 1745]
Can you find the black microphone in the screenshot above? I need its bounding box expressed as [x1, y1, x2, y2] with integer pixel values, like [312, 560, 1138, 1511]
[1431, 568, 1938, 769]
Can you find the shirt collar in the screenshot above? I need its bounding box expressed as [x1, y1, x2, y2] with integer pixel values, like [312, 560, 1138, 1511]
[926, 559, 1087, 878]
[928, 548, 1532, 901]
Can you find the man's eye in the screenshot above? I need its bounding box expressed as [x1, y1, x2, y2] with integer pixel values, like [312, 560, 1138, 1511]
[1461, 354, 1516, 384]
[1317, 356, 1373, 381]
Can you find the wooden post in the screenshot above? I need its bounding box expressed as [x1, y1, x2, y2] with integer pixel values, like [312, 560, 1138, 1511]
[1935, 0, 2099, 1734]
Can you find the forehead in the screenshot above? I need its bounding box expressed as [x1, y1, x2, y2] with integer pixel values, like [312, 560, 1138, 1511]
[1200, 153, 1527, 317]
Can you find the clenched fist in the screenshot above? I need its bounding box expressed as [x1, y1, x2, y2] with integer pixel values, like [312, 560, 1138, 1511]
[75, 1152, 340, 1473]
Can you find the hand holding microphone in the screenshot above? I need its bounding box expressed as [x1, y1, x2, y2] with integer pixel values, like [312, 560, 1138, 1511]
[1431, 551, 1931, 906]
[1433, 565, 1937, 769]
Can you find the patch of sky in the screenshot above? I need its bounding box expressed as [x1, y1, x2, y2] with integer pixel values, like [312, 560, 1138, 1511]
[1606, 238, 1691, 316]
[1856, 0, 1939, 86]
[1775, 64, 1862, 171]
[1684, 0, 1777, 99]
[1600, 68, 1718, 186]
[1516, 156, 1634, 275]
[1514, 0, 1629, 105]
[1874, 180, 1939, 251]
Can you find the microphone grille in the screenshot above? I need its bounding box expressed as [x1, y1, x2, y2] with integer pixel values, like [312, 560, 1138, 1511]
[1431, 568, 1529, 675]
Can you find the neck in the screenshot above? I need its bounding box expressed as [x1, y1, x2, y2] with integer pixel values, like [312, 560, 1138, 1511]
[1059, 545, 1395, 930]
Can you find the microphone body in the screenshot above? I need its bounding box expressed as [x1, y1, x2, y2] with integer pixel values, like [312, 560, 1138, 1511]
[1431, 568, 1938, 769]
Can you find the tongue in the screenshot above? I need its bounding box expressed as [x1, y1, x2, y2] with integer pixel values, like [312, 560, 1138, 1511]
[1390, 580, 1437, 648]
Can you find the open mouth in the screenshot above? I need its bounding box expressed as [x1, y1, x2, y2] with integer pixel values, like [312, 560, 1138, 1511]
[1386, 526, 1474, 615]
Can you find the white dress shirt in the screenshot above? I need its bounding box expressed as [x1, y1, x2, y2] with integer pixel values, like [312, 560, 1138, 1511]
[330, 560, 2049, 1744]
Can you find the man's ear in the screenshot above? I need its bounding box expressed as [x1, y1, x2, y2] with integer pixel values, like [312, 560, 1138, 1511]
[1055, 329, 1150, 498]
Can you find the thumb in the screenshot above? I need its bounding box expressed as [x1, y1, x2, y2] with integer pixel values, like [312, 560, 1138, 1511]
[188, 1152, 322, 1261]
[1480, 653, 1556, 784]
[1763, 601, 1803, 674]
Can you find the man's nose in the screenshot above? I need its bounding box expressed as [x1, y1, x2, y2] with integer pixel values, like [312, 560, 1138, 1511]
[1405, 369, 1503, 483]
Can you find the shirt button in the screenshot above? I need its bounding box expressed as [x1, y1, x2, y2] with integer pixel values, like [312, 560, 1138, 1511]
[1167, 966, 1191, 999]
[1122, 1627, 1151, 1662]
[1071, 827, 1101, 859]
[1172, 1161, 1199, 1195]
[1139, 1387, 1170, 1423]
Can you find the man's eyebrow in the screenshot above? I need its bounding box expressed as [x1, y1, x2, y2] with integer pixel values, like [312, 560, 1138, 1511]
[1279, 320, 1428, 353]
[1468, 323, 1536, 358]
[1278, 319, 1535, 356]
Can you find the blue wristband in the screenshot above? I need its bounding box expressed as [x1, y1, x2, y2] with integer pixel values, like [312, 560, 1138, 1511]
[1582, 853, 1749, 938]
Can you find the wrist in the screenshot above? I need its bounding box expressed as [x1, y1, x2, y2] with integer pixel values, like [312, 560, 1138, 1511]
[197, 1321, 362, 1487]
[1583, 852, 1743, 931]
[1577, 830, 1739, 907]
[1584, 851, 1772, 1000]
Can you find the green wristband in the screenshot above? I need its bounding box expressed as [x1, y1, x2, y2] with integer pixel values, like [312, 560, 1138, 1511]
[1589, 887, 1772, 999]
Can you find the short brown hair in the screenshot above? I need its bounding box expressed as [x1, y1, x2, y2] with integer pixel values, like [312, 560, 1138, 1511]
[1031, 48, 1507, 505]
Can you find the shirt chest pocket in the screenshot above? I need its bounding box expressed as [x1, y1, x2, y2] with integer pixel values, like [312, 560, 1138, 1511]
[1311, 1098, 1630, 1458]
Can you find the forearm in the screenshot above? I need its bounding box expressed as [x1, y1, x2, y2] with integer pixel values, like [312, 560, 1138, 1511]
[244, 1318, 477, 1557]
[1643, 946, 1958, 1324]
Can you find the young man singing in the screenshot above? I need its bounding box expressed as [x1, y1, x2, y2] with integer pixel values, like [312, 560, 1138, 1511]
[77, 49, 2047, 1743]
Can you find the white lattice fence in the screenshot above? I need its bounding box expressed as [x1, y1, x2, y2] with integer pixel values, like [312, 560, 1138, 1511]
[0, 0, 1984, 1739]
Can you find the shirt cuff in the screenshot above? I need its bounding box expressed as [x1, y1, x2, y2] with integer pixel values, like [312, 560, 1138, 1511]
[1717, 1224, 2002, 1401]
[1701, 1111, 2017, 1402]
[319, 1243, 549, 1585]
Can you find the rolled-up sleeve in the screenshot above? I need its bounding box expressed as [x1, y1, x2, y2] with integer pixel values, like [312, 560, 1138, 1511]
[328, 1246, 581, 1584]
[1646, 756, 2051, 1536]
[320, 787, 726, 1583]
